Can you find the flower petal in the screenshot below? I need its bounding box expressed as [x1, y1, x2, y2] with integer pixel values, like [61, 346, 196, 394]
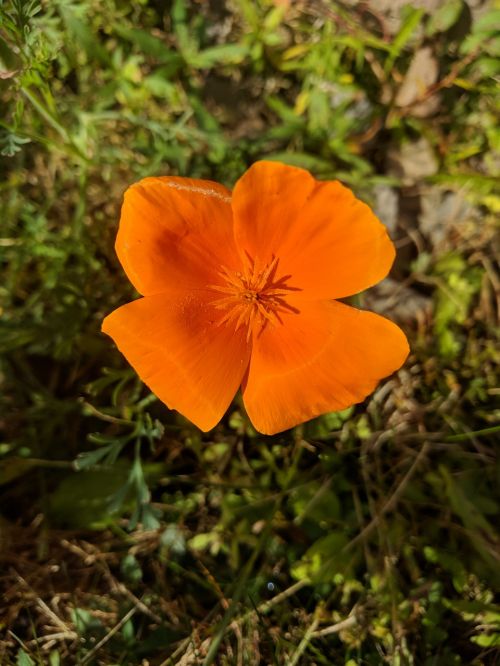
[116, 177, 237, 295]
[102, 292, 250, 431]
[232, 161, 395, 299]
[241, 299, 409, 435]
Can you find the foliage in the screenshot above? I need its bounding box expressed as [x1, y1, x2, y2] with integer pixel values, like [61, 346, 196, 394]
[0, 0, 499, 664]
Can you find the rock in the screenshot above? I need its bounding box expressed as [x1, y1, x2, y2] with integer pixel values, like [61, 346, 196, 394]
[395, 46, 441, 117]
[388, 137, 439, 183]
[373, 185, 399, 235]
[419, 187, 474, 247]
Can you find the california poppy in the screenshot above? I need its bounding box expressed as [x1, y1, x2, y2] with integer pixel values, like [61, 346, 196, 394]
[102, 161, 409, 435]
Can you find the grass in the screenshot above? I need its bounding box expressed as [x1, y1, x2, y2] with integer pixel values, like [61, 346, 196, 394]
[1, 0, 499, 664]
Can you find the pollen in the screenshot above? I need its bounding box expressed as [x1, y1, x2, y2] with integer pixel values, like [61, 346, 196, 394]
[209, 254, 299, 339]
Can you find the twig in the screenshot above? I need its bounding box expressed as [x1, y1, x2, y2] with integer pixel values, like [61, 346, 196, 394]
[160, 633, 211, 666]
[195, 556, 245, 666]
[293, 475, 333, 526]
[27, 630, 78, 646]
[169, 441, 430, 661]
[286, 613, 320, 666]
[11, 570, 71, 633]
[344, 442, 430, 552]
[256, 579, 308, 616]
[311, 613, 357, 637]
[80, 399, 133, 425]
[161, 578, 311, 666]
[61, 538, 162, 623]
[79, 605, 138, 665]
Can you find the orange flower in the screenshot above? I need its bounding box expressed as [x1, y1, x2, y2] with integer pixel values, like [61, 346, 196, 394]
[102, 161, 409, 435]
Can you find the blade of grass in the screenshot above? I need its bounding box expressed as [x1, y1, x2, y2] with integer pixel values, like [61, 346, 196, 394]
[445, 425, 500, 442]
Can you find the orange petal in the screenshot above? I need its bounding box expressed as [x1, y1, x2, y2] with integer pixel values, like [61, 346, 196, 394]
[232, 161, 395, 299]
[241, 299, 409, 435]
[102, 292, 250, 431]
[116, 177, 238, 295]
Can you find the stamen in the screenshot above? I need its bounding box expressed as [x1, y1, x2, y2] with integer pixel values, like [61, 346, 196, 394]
[209, 255, 299, 339]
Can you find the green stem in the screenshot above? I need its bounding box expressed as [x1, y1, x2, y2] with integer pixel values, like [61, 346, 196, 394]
[445, 425, 500, 442]
[21, 87, 87, 160]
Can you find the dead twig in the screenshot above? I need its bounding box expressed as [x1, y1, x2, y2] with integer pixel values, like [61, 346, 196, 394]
[311, 612, 358, 637]
[79, 604, 138, 665]
[345, 441, 430, 552]
[10, 570, 72, 634]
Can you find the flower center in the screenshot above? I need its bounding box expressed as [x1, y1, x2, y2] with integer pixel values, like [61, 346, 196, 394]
[210, 254, 298, 339]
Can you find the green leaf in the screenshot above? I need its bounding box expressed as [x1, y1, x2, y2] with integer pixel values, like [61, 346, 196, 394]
[470, 633, 500, 647]
[385, 7, 425, 73]
[59, 8, 109, 64]
[114, 26, 181, 66]
[49, 651, 61, 666]
[266, 95, 304, 126]
[135, 626, 186, 656]
[433, 253, 483, 358]
[121, 617, 135, 642]
[0, 131, 31, 157]
[0, 457, 37, 485]
[291, 532, 352, 583]
[121, 553, 143, 584]
[171, 0, 198, 58]
[16, 650, 35, 666]
[264, 152, 334, 176]
[49, 465, 131, 528]
[307, 88, 331, 134]
[74, 442, 124, 470]
[171, 0, 187, 25]
[445, 599, 500, 616]
[263, 6, 286, 32]
[290, 480, 340, 525]
[423, 546, 467, 592]
[460, 10, 500, 55]
[439, 466, 495, 535]
[160, 524, 186, 556]
[71, 607, 105, 639]
[189, 44, 249, 68]
[426, 0, 463, 36]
